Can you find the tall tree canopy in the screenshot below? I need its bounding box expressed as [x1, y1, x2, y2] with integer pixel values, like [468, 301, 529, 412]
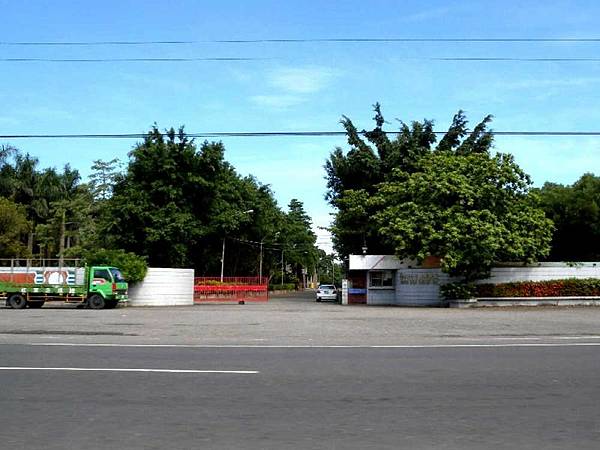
[105, 127, 318, 276]
[537, 173, 600, 261]
[0, 149, 90, 258]
[1, 128, 319, 280]
[375, 151, 553, 280]
[325, 104, 553, 280]
[0, 197, 30, 258]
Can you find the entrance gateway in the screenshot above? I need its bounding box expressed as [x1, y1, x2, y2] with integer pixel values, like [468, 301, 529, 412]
[347, 255, 600, 306]
[347, 255, 446, 306]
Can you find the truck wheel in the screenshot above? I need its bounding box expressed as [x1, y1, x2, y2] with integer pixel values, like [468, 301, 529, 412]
[88, 294, 106, 310]
[28, 301, 45, 309]
[8, 294, 28, 309]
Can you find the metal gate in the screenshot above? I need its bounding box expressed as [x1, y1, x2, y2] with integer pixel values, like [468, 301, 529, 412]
[194, 277, 268, 304]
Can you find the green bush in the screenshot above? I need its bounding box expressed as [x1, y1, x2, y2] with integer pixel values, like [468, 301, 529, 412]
[269, 283, 296, 291]
[81, 248, 148, 284]
[440, 282, 476, 300]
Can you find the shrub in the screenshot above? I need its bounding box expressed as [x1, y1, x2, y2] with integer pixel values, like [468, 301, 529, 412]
[475, 278, 600, 298]
[81, 248, 148, 284]
[269, 283, 296, 291]
[440, 282, 476, 300]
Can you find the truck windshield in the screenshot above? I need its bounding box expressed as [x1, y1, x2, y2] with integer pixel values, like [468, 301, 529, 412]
[110, 268, 125, 282]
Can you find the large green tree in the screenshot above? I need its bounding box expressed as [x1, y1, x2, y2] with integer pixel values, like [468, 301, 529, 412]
[326, 104, 553, 280]
[375, 151, 553, 280]
[0, 197, 30, 258]
[0, 148, 91, 257]
[537, 173, 600, 261]
[325, 105, 492, 257]
[104, 126, 307, 275]
[279, 199, 318, 281]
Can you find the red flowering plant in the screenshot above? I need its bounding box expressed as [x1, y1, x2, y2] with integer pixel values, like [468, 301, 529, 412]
[474, 278, 600, 298]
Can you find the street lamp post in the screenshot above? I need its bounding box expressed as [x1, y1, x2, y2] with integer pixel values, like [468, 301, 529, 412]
[259, 238, 264, 282]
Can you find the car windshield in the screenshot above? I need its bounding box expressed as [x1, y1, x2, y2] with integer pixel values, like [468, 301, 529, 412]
[320, 285, 335, 290]
[109, 268, 126, 282]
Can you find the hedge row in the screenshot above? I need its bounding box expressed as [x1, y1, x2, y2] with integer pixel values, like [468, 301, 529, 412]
[269, 283, 297, 291]
[476, 278, 600, 298]
[442, 278, 600, 300]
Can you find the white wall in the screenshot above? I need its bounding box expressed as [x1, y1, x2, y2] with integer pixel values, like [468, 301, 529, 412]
[395, 269, 451, 306]
[128, 268, 194, 306]
[351, 256, 600, 306]
[485, 265, 600, 284]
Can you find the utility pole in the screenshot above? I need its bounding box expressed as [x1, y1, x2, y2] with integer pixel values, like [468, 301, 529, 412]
[332, 257, 335, 285]
[220, 237, 226, 282]
[259, 239, 263, 282]
[281, 249, 284, 287]
[58, 209, 66, 267]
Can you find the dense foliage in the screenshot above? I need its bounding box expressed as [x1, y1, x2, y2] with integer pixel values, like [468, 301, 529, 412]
[537, 174, 600, 261]
[79, 248, 148, 284]
[0, 197, 30, 258]
[316, 249, 343, 285]
[0, 128, 319, 282]
[325, 105, 554, 280]
[104, 127, 318, 277]
[269, 283, 296, 291]
[375, 151, 553, 280]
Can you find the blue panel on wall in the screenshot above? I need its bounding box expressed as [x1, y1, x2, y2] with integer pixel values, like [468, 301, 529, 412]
[348, 288, 367, 294]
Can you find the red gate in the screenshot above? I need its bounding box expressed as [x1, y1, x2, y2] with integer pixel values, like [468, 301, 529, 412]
[194, 277, 268, 304]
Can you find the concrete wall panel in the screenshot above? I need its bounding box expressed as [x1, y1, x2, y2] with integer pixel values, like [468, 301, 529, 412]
[128, 268, 194, 306]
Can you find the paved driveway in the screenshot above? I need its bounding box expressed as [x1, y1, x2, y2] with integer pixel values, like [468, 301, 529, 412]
[3, 293, 600, 449]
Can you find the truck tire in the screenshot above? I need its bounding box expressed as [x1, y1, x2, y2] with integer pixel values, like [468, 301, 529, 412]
[8, 293, 28, 309]
[88, 294, 106, 310]
[28, 301, 45, 308]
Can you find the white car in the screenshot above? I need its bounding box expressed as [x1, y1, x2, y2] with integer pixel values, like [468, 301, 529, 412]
[316, 284, 338, 302]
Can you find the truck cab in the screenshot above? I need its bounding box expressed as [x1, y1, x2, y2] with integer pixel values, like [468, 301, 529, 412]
[86, 266, 129, 309]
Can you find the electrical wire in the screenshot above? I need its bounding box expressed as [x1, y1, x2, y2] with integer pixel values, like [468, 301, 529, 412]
[2, 57, 600, 63]
[2, 131, 600, 139]
[2, 37, 600, 46]
[0, 57, 270, 62]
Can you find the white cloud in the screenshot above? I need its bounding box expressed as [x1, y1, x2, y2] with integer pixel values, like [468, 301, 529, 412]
[248, 66, 339, 109]
[268, 67, 338, 94]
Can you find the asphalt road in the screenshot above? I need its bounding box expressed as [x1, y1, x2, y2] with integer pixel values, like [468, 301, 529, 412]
[2, 291, 600, 449]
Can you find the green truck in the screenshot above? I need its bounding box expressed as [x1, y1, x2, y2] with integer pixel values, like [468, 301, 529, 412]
[0, 259, 128, 310]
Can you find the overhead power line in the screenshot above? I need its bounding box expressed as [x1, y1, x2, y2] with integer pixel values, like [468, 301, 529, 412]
[0, 57, 270, 62]
[3, 56, 600, 63]
[2, 37, 600, 46]
[2, 131, 600, 140]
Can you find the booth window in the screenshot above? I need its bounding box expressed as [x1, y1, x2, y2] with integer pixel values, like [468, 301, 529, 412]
[369, 270, 394, 288]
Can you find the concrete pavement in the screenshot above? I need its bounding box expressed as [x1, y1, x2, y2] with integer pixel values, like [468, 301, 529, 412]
[2, 291, 600, 449]
[3, 291, 600, 346]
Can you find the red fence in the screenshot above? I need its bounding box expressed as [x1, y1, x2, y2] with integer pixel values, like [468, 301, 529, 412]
[194, 277, 269, 303]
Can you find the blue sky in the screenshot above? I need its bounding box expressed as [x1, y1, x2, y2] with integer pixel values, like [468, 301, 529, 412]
[2, 0, 600, 251]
